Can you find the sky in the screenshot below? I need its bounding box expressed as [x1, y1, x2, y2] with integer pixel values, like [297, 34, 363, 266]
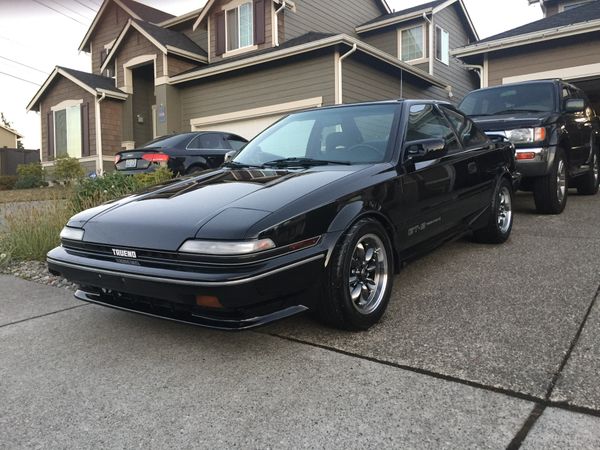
[0, 0, 543, 149]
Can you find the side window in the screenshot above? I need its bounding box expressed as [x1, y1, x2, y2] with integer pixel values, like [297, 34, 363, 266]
[442, 106, 489, 149]
[228, 138, 247, 151]
[188, 133, 227, 149]
[405, 104, 460, 154]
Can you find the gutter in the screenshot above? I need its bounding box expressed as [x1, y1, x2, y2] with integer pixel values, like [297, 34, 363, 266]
[463, 64, 484, 89]
[336, 43, 358, 104]
[423, 12, 434, 76]
[356, 8, 433, 34]
[95, 92, 106, 176]
[453, 18, 600, 57]
[274, 1, 286, 47]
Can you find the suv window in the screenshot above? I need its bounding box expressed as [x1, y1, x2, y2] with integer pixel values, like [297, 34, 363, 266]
[188, 133, 229, 149]
[228, 138, 247, 151]
[441, 106, 489, 149]
[405, 104, 460, 153]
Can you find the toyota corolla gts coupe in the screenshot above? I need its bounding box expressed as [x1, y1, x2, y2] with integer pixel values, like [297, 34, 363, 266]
[48, 100, 518, 331]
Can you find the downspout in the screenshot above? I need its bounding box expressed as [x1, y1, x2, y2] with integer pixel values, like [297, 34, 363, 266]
[274, 1, 287, 47]
[423, 12, 434, 76]
[463, 64, 484, 89]
[95, 91, 106, 175]
[337, 43, 357, 105]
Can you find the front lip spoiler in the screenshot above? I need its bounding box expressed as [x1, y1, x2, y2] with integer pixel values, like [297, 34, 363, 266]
[75, 289, 308, 331]
[47, 254, 325, 287]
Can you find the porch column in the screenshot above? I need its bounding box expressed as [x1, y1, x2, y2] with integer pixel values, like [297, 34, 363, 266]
[154, 84, 182, 138]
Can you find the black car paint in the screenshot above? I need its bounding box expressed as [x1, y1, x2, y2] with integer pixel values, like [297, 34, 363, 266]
[48, 100, 516, 330]
[114, 132, 248, 175]
[460, 80, 598, 179]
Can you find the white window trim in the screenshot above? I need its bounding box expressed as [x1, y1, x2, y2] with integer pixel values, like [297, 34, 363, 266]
[222, 0, 254, 56]
[559, 0, 593, 12]
[52, 100, 84, 159]
[51, 99, 83, 112]
[397, 23, 428, 64]
[435, 25, 450, 66]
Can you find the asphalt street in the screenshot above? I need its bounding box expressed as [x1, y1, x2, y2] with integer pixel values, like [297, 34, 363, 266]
[1, 191, 600, 448]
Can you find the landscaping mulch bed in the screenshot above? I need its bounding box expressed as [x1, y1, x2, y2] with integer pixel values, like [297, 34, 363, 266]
[0, 260, 77, 291]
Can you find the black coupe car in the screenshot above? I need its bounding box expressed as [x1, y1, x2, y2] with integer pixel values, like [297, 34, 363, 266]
[49, 100, 518, 331]
[114, 131, 248, 175]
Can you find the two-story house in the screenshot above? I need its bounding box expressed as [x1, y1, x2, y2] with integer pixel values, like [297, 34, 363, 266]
[454, 0, 600, 112]
[27, 0, 479, 175]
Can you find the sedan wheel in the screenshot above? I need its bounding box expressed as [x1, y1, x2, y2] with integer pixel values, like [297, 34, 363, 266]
[317, 218, 394, 331]
[473, 178, 514, 244]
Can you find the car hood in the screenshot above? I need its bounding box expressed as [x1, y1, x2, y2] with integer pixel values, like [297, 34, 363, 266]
[75, 167, 359, 251]
[471, 112, 558, 132]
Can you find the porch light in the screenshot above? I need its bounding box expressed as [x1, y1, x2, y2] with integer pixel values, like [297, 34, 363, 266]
[179, 238, 276, 256]
[60, 226, 85, 241]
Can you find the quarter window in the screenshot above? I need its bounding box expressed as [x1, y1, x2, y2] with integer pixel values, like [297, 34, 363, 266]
[226, 2, 253, 52]
[405, 104, 459, 153]
[435, 26, 450, 65]
[188, 133, 227, 149]
[54, 104, 81, 158]
[400, 25, 425, 62]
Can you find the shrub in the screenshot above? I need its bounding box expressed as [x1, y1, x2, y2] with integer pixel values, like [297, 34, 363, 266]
[14, 162, 45, 189]
[0, 176, 17, 191]
[54, 155, 84, 183]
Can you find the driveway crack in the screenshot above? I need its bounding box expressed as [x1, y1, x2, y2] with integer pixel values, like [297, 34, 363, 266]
[0, 304, 89, 329]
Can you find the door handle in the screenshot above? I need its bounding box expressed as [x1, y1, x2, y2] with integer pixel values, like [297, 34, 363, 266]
[468, 162, 478, 174]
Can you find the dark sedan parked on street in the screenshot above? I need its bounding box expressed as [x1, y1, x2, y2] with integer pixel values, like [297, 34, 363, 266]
[49, 100, 518, 331]
[114, 132, 248, 175]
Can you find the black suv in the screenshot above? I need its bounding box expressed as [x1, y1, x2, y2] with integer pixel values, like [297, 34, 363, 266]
[460, 80, 600, 214]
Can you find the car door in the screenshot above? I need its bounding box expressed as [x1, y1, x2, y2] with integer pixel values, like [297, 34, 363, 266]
[186, 132, 232, 169]
[563, 85, 590, 168]
[440, 105, 498, 219]
[396, 103, 463, 250]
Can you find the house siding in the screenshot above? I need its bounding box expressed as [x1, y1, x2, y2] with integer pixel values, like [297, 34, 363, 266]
[0, 128, 18, 148]
[487, 34, 600, 86]
[361, 27, 398, 57]
[91, 2, 130, 74]
[115, 29, 164, 87]
[100, 99, 123, 156]
[178, 21, 209, 51]
[342, 53, 435, 104]
[284, 0, 384, 40]
[39, 77, 96, 162]
[167, 55, 199, 77]
[180, 51, 335, 129]
[432, 4, 478, 102]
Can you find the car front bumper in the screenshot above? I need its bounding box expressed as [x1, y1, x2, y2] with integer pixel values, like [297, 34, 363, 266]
[47, 244, 328, 330]
[515, 146, 555, 178]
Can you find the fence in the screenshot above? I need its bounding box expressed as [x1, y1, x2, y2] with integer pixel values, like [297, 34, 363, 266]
[0, 148, 40, 176]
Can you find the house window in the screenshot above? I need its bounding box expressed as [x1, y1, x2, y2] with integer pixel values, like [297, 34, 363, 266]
[435, 26, 450, 65]
[226, 2, 253, 52]
[54, 105, 81, 158]
[400, 25, 425, 62]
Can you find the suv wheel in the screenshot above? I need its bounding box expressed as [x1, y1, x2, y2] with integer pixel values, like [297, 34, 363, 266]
[533, 148, 568, 214]
[473, 178, 513, 244]
[576, 150, 600, 195]
[316, 218, 394, 331]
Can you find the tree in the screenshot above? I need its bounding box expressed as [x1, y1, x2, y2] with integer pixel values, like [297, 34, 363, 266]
[0, 112, 12, 128]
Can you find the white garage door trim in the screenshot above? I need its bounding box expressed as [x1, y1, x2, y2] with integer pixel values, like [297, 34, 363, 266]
[502, 63, 600, 84]
[190, 97, 323, 130]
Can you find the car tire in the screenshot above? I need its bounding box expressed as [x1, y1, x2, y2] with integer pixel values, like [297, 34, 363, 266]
[576, 150, 599, 195]
[473, 178, 514, 244]
[316, 218, 394, 331]
[533, 148, 568, 214]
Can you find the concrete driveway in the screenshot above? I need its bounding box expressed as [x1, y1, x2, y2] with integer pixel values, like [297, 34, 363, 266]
[1, 192, 600, 448]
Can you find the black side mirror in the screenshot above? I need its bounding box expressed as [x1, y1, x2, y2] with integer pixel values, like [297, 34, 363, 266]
[404, 138, 447, 163]
[565, 98, 585, 113]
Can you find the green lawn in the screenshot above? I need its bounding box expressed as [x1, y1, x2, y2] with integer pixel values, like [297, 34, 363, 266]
[0, 187, 70, 204]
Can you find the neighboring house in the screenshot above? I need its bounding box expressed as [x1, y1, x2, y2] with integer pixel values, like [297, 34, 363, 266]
[453, 0, 600, 111]
[0, 123, 23, 148]
[27, 0, 480, 174]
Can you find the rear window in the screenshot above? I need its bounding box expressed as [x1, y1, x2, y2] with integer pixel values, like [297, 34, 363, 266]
[142, 134, 193, 148]
[459, 83, 557, 116]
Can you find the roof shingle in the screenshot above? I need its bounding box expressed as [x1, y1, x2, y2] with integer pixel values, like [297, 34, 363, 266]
[133, 20, 207, 57]
[120, 0, 174, 23]
[58, 67, 123, 93]
[359, 0, 446, 27]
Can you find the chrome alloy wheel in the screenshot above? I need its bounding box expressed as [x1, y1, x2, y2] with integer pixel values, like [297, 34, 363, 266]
[593, 152, 599, 185]
[497, 186, 512, 234]
[557, 159, 567, 204]
[348, 234, 389, 315]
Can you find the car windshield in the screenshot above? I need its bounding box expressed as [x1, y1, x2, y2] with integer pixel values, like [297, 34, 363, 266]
[142, 134, 194, 148]
[232, 104, 398, 167]
[459, 83, 557, 116]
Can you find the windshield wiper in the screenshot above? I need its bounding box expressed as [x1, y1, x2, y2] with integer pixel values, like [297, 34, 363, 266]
[262, 157, 352, 168]
[490, 109, 546, 115]
[223, 161, 264, 169]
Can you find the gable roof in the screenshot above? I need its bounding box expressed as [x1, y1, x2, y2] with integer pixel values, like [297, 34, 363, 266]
[100, 19, 208, 73]
[26, 67, 127, 112]
[0, 123, 23, 139]
[170, 32, 447, 90]
[192, 0, 391, 31]
[78, 0, 174, 52]
[159, 7, 205, 28]
[356, 0, 477, 40]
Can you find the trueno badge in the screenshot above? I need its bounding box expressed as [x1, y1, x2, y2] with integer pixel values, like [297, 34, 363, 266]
[112, 248, 137, 259]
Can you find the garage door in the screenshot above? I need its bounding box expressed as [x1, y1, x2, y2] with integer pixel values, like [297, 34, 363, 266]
[190, 97, 323, 141]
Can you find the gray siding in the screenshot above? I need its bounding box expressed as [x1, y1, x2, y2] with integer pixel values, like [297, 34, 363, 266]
[179, 52, 336, 129]
[343, 54, 434, 104]
[361, 27, 397, 57]
[432, 4, 478, 103]
[284, 0, 384, 40]
[179, 22, 208, 52]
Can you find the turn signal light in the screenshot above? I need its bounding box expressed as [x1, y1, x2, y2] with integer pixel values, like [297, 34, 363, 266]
[534, 127, 546, 142]
[142, 153, 169, 163]
[516, 152, 536, 160]
[196, 295, 223, 309]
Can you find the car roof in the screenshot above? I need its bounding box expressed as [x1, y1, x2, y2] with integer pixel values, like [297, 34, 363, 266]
[467, 79, 559, 94]
[308, 99, 452, 113]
